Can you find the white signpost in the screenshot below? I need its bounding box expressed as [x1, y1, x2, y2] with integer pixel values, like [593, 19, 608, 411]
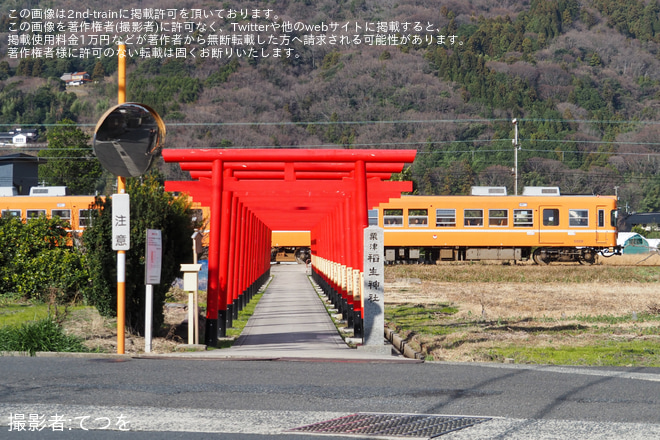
[181, 263, 202, 345]
[144, 229, 162, 353]
[363, 225, 385, 349]
[111, 194, 130, 251]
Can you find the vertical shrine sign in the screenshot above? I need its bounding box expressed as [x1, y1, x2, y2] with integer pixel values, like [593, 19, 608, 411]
[363, 225, 385, 346]
[145, 229, 162, 284]
[112, 193, 130, 251]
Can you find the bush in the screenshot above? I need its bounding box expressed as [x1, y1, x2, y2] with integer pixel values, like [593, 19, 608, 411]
[12, 248, 89, 303]
[82, 172, 196, 335]
[0, 217, 88, 302]
[0, 318, 88, 355]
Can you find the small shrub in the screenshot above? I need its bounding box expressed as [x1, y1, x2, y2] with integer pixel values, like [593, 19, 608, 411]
[0, 318, 88, 355]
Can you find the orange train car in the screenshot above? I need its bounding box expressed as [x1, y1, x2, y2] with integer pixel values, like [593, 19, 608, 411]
[0, 187, 97, 234]
[88, 186, 618, 265]
[271, 187, 621, 265]
[270, 230, 311, 263]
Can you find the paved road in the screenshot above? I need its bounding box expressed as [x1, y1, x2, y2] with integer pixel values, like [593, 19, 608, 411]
[0, 357, 659, 439]
[0, 264, 658, 439]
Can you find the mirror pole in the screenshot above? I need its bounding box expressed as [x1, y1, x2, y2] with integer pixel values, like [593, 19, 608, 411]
[118, 43, 126, 104]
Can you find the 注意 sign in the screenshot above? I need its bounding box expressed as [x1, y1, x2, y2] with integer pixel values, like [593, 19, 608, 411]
[112, 193, 130, 250]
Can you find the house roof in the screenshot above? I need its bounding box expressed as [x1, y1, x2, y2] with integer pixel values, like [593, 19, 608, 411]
[0, 153, 43, 162]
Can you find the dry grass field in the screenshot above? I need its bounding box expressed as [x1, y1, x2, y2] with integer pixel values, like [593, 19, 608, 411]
[384, 253, 660, 365]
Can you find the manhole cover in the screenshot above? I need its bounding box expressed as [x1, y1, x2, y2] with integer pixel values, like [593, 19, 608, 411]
[289, 413, 491, 438]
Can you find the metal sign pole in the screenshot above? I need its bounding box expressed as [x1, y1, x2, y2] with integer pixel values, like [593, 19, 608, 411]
[144, 229, 162, 353]
[144, 284, 153, 353]
[192, 231, 203, 344]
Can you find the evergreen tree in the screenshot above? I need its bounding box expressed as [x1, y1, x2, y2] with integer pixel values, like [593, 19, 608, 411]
[91, 61, 105, 82]
[82, 172, 196, 335]
[639, 175, 660, 212]
[38, 119, 103, 194]
[0, 216, 88, 303]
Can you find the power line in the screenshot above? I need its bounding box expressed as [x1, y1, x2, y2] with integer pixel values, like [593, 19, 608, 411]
[5, 144, 660, 158]
[4, 116, 660, 128]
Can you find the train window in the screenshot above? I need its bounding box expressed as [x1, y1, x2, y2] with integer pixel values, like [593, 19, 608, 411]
[464, 209, 483, 227]
[610, 210, 617, 228]
[569, 209, 588, 227]
[368, 209, 379, 226]
[79, 209, 94, 228]
[408, 209, 428, 227]
[513, 209, 533, 227]
[488, 209, 508, 226]
[543, 209, 560, 226]
[1, 209, 21, 219]
[598, 210, 605, 228]
[436, 209, 456, 227]
[26, 209, 46, 220]
[51, 209, 71, 222]
[383, 209, 403, 227]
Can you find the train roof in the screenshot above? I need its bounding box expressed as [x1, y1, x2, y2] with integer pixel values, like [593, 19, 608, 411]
[471, 186, 507, 196]
[29, 186, 68, 196]
[395, 193, 616, 199]
[522, 186, 560, 196]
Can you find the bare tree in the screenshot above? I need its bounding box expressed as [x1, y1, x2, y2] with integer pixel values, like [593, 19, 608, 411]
[477, 165, 513, 189]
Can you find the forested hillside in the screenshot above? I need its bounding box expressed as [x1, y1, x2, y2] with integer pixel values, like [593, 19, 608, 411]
[1, 0, 660, 213]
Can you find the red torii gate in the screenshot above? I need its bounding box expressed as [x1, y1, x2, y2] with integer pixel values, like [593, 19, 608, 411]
[162, 149, 416, 346]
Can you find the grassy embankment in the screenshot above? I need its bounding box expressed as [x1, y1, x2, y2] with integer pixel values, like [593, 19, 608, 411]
[0, 303, 90, 355]
[0, 279, 267, 355]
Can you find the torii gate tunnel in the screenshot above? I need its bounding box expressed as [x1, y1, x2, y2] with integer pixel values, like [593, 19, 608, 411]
[163, 149, 417, 346]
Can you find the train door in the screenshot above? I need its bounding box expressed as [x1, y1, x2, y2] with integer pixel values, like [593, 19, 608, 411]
[596, 206, 607, 243]
[539, 206, 562, 244]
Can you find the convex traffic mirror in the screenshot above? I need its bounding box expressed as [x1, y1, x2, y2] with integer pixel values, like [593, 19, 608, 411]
[93, 103, 165, 177]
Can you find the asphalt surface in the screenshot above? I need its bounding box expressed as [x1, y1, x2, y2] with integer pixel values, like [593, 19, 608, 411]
[0, 264, 659, 439]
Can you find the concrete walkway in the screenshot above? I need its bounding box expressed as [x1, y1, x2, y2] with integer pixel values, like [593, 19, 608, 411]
[174, 264, 399, 360]
[226, 264, 353, 357]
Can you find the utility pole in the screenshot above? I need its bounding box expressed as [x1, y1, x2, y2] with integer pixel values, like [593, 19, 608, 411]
[94, 43, 165, 354]
[512, 118, 519, 195]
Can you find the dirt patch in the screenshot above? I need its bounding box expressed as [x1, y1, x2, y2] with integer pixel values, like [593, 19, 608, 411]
[62, 301, 196, 355]
[388, 280, 660, 319]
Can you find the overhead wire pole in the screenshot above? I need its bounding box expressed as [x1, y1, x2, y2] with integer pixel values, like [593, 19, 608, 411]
[116, 43, 127, 354]
[513, 118, 519, 196]
[93, 44, 164, 355]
